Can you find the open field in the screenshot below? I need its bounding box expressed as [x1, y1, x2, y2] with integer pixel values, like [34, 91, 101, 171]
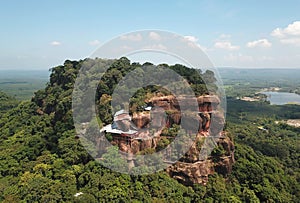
[0, 70, 49, 100]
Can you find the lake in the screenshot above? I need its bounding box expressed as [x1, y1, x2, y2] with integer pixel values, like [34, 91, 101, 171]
[262, 91, 300, 105]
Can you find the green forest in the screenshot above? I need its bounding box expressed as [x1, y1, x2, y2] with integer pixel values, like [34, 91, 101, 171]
[0, 58, 299, 202]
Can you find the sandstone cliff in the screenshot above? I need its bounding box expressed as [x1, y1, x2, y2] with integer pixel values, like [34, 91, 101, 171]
[100, 94, 234, 185]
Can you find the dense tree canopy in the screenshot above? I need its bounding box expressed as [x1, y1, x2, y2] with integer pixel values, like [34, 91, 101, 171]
[0, 58, 299, 202]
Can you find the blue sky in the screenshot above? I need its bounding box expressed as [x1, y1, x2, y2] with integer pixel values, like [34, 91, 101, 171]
[1, 0, 300, 69]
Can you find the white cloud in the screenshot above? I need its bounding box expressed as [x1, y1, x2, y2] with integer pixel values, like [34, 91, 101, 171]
[183, 35, 208, 51]
[284, 21, 300, 35]
[89, 40, 100, 46]
[271, 21, 300, 46]
[120, 33, 142, 41]
[149, 32, 161, 40]
[214, 41, 240, 51]
[280, 38, 300, 46]
[271, 21, 300, 38]
[271, 28, 286, 38]
[143, 44, 167, 50]
[246, 39, 272, 48]
[184, 35, 198, 43]
[50, 41, 61, 46]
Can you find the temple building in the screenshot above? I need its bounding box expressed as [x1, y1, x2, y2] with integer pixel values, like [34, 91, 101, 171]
[100, 110, 139, 146]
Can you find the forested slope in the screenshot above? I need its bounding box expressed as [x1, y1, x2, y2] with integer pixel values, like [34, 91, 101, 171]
[0, 58, 299, 202]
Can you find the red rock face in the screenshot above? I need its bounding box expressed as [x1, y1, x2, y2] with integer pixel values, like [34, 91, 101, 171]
[132, 112, 151, 128]
[166, 136, 235, 185]
[166, 160, 214, 186]
[106, 95, 234, 185]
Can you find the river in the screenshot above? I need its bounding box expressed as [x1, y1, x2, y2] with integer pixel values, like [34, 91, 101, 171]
[261, 91, 300, 105]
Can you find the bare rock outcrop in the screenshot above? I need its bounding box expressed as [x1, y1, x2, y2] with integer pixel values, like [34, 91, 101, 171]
[167, 136, 235, 185]
[166, 160, 214, 185]
[100, 95, 234, 185]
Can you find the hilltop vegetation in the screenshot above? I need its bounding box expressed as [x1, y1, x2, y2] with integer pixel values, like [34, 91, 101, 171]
[0, 58, 299, 202]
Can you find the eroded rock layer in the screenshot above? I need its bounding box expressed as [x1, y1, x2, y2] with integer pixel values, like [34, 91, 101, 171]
[102, 95, 234, 185]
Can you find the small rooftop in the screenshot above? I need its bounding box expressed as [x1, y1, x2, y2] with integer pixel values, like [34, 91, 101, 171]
[114, 109, 129, 117]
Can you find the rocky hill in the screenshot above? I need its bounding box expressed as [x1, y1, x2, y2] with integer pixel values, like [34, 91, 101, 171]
[66, 57, 235, 184]
[0, 58, 298, 202]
